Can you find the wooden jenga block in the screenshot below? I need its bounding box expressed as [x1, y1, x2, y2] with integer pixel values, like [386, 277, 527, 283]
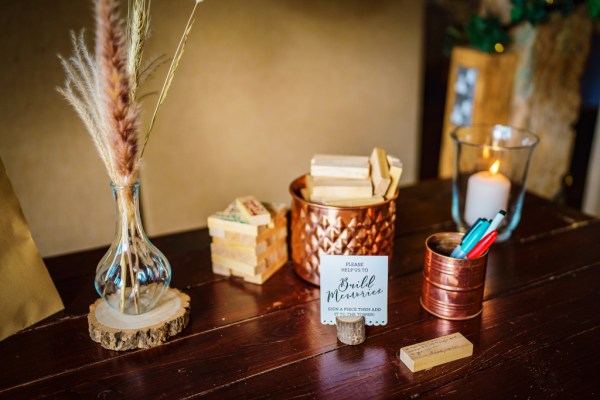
[210, 238, 286, 266]
[208, 202, 287, 237]
[400, 333, 473, 372]
[207, 206, 261, 236]
[310, 177, 373, 199]
[300, 187, 311, 201]
[370, 147, 391, 196]
[322, 196, 385, 207]
[212, 243, 288, 285]
[210, 240, 287, 276]
[213, 237, 269, 255]
[239, 254, 288, 284]
[236, 196, 271, 226]
[385, 155, 403, 199]
[209, 223, 286, 247]
[311, 154, 370, 180]
[211, 254, 267, 276]
[230, 247, 288, 285]
[211, 263, 232, 277]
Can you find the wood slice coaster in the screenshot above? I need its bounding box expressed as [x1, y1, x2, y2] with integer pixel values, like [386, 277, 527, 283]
[88, 288, 190, 351]
[336, 315, 366, 345]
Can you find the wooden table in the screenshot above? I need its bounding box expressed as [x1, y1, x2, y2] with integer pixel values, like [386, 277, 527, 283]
[1, 179, 599, 399]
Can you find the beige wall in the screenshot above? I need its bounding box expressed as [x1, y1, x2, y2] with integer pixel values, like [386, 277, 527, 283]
[0, 0, 423, 257]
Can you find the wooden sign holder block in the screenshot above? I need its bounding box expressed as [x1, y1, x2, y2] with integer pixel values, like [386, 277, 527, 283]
[88, 288, 190, 351]
[335, 316, 366, 345]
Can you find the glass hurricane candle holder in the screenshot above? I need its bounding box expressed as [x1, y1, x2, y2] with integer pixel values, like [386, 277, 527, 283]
[451, 124, 539, 241]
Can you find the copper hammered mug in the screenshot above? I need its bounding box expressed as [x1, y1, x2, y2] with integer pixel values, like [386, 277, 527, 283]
[289, 175, 397, 286]
[421, 232, 488, 320]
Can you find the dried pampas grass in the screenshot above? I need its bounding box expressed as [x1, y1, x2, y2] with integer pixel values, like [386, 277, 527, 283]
[96, 0, 140, 184]
[58, 0, 201, 313]
[58, 0, 201, 185]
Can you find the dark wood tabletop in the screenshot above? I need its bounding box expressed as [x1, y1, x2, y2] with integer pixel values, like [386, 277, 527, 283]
[1, 179, 599, 399]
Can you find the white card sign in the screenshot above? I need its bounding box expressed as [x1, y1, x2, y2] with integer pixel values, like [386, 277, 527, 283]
[320, 254, 388, 326]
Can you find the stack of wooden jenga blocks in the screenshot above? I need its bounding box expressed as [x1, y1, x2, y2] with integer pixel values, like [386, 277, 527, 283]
[303, 147, 403, 206]
[208, 196, 288, 285]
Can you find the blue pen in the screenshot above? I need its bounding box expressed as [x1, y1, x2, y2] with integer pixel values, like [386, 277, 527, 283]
[452, 220, 491, 259]
[450, 218, 486, 258]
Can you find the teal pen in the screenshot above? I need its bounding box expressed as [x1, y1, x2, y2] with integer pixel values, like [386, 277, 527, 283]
[452, 220, 491, 259]
[450, 218, 486, 258]
[461, 218, 485, 245]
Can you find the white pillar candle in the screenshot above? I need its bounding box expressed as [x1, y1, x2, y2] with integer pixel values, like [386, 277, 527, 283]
[464, 161, 510, 225]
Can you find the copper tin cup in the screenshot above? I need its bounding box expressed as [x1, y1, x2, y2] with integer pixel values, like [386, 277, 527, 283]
[420, 232, 488, 320]
[289, 175, 397, 286]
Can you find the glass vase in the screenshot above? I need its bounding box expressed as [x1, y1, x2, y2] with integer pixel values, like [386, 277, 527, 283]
[95, 181, 171, 315]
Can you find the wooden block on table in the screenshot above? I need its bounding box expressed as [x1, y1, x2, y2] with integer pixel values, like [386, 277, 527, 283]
[211, 238, 286, 266]
[208, 208, 260, 236]
[211, 241, 288, 277]
[236, 195, 272, 226]
[208, 202, 286, 237]
[370, 147, 391, 196]
[211, 253, 266, 276]
[399, 332, 473, 372]
[322, 196, 385, 207]
[385, 155, 403, 199]
[231, 250, 288, 285]
[311, 154, 370, 179]
[310, 177, 373, 199]
[212, 245, 288, 285]
[212, 225, 287, 249]
[209, 222, 286, 247]
[212, 263, 232, 277]
[211, 226, 287, 253]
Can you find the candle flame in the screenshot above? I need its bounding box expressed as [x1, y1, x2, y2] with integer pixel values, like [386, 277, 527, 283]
[489, 160, 500, 174]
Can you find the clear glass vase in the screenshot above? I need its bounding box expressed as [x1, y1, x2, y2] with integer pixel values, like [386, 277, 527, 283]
[95, 181, 171, 315]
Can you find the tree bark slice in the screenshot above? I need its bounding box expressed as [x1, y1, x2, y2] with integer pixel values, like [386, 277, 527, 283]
[336, 315, 366, 345]
[88, 287, 190, 351]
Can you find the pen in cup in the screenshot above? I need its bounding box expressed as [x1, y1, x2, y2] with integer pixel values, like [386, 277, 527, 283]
[461, 218, 485, 244]
[450, 218, 485, 257]
[483, 210, 506, 236]
[451, 219, 490, 259]
[466, 230, 498, 258]
[451, 209, 505, 259]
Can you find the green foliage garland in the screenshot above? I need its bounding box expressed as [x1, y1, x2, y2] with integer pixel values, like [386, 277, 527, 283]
[447, 0, 599, 54]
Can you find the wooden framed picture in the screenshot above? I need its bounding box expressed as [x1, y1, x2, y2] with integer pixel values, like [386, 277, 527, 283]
[439, 46, 517, 177]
